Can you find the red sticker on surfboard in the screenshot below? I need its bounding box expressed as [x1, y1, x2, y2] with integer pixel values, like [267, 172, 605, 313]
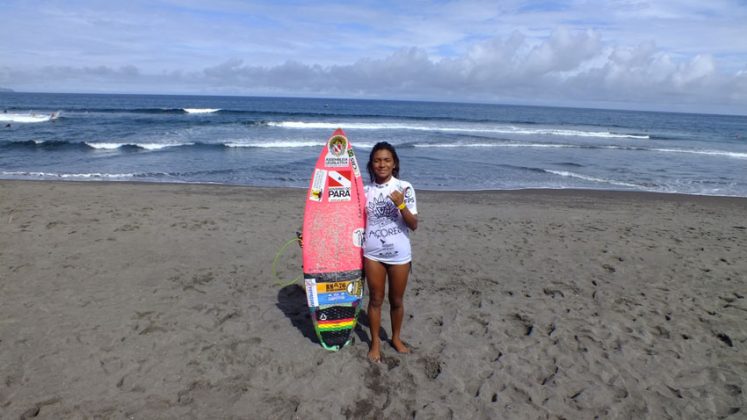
[328, 170, 351, 187]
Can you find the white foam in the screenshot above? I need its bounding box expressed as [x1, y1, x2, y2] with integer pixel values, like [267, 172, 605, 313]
[225, 140, 322, 148]
[267, 121, 649, 139]
[0, 112, 58, 123]
[223, 140, 380, 149]
[414, 143, 574, 148]
[1, 171, 135, 179]
[139, 143, 188, 150]
[183, 108, 221, 114]
[86, 142, 188, 150]
[546, 170, 645, 189]
[652, 148, 747, 159]
[530, 129, 647, 139]
[87, 143, 124, 150]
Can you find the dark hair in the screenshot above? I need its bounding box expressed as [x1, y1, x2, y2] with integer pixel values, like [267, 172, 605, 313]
[367, 142, 400, 182]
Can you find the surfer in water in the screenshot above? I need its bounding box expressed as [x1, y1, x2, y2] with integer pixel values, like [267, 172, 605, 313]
[364, 142, 418, 362]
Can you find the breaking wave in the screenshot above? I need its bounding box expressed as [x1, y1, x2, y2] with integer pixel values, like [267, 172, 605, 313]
[267, 121, 649, 139]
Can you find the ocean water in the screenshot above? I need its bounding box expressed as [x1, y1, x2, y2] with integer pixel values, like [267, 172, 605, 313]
[1, 92, 746, 197]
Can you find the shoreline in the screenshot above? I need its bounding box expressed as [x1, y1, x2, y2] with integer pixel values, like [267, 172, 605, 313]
[1, 180, 745, 418]
[3, 177, 747, 201]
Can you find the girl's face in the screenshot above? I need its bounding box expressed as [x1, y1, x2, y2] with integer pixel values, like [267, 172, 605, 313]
[372, 149, 396, 183]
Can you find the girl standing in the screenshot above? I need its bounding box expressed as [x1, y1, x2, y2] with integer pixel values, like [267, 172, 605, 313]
[364, 142, 418, 362]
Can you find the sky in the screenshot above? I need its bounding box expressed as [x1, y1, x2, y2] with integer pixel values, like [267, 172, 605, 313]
[1, 0, 746, 114]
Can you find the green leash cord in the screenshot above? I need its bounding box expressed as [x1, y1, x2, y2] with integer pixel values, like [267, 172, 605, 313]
[272, 236, 303, 287]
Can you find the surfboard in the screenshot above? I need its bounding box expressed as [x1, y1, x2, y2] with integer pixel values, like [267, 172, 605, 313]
[302, 128, 366, 351]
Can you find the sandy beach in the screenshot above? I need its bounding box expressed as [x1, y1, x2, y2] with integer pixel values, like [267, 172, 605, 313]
[1, 180, 745, 419]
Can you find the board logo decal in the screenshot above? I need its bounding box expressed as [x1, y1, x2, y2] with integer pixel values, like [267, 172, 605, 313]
[309, 169, 327, 202]
[328, 135, 347, 157]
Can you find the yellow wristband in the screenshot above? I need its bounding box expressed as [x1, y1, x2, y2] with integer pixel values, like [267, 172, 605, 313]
[397, 202, 407, 210]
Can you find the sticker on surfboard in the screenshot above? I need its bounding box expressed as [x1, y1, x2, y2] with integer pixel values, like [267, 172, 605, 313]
[309, 168, 326, 202]
[304, 277, 363, 307]
[305, 278, 319, 307]
[348, 149, 361, 178]
[328, 170, 352, 202]
[325, 135, 350, 167]
[352, 228, 364, 247]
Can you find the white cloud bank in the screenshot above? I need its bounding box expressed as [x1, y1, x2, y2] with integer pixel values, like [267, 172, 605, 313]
[1, 0, 746, 114]
[3, 28, 744, 114]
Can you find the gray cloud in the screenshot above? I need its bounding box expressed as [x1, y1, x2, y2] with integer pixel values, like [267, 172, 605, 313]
[2, 26, 745, 114]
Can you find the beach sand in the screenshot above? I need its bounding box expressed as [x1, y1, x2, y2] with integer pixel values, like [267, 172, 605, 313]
[1, 180, 745, 419]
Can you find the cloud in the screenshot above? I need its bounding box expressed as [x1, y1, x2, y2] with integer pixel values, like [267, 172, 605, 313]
[523, 28, 603, 75]
[2, 0, 746, 114]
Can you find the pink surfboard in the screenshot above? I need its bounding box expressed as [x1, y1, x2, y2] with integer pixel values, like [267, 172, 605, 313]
[302, 128, 366, 351]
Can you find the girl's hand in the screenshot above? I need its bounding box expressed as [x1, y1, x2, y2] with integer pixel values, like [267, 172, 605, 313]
[389, 187, 409, 208]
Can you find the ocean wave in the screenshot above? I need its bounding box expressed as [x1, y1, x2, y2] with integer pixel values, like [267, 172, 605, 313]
[0, 140, 192, 151]
[0, 111, 61, 123]
[1, 171, 140, 179]
[3, 106, 224, 118]
[414, 142, 575, 149]
[4, 139, 743, 161]
[224, 140, 321, 148]
[129, 108, 191, 114]
[86, 142, 190, 151]
[545, 170, 647, 189]
[76, 107, 213, 115]
[1, 140, 91, 151]
[412, 141, 747, 160]
[183, 108, 221, 114]
[1, 139, 374, 151]
[650, 148, 747, 159]
[268, 121, 649, 139]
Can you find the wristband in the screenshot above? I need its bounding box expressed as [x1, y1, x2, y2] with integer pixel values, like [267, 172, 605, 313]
[397, 202, 407, 210]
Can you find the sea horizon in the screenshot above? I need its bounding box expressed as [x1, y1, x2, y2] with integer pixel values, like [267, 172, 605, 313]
[3, 90, 746, 118]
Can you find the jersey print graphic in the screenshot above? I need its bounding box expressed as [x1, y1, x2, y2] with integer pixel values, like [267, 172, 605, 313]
[367, 192, 399, 226]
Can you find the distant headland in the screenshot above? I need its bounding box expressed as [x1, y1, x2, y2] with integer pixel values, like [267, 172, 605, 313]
[0, 87, 15, 93]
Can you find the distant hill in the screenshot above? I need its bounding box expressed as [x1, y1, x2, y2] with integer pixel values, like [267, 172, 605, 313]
[0, 87, 14, 92]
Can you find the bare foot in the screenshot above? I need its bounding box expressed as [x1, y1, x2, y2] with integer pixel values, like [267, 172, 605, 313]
[391, 338, 410, 354]
[368, 340, 381, 362]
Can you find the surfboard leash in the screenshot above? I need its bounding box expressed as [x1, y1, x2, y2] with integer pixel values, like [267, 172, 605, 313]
[272, 236, 303, 287]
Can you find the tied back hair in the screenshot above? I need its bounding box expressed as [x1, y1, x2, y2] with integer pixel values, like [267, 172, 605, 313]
[367, 142, 400, 183]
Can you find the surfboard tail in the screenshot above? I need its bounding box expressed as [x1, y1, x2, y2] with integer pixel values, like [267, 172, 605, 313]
[304, 270, 364, 351]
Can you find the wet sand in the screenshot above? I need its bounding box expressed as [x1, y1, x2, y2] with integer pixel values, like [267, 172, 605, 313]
[1, 180, 745, 419]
